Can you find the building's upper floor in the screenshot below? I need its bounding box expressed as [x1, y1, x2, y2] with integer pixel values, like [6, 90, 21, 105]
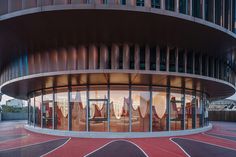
[0, 0, 235, 33]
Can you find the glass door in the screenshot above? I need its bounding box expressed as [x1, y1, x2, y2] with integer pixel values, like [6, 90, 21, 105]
[88, 99, 108, 132]
[42, 101, 53, 129]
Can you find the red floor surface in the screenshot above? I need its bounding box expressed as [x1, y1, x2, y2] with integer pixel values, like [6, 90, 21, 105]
[0, 121, 236, 157]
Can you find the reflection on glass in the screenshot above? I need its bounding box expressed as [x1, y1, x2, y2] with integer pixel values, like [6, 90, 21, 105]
[152, 91, 167, 131]
[30, 97, 34, 125]
[170, 92, 183, 131]
[35, 95, 41, 127]
[42, 89, 53, 129]
[110, 90, 129, 132]
[89, 100, 108, 132]
[89, 88, 108, 132]
[185, 94, 193, 129]
[196, 95, 201, 128]
[70, 88, 86, 131]
[55, 88, 68, 130]
[131, 90, 150, 132]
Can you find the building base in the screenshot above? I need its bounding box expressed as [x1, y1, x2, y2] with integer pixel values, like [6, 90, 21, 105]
[25, 124, 212, 138]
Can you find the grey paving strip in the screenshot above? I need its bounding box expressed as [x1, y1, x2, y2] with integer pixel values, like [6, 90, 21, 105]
[0, 138, 69, 157]
[206, 133, 236, 142]
[227, 130, 236, 133]
[85, 140, 148, 157]
[171, 138, 236, 157]
[0, 134, 27, 142]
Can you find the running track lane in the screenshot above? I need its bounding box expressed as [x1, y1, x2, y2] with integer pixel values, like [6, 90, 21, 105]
[172, 138, 236, 157]
[0, 138, 69, 157]
[0, 134, 27, 142]
[85, 140, 147, 157]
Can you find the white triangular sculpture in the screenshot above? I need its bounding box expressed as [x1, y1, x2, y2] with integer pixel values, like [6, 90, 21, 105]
[153, 94, 166, 119]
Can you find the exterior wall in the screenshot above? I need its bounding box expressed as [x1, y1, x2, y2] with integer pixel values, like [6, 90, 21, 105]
[0, 0, 234, 33]
[1, 44, 235, 89]
[209, 111, 236, 122]
[2, 112, 28, 120]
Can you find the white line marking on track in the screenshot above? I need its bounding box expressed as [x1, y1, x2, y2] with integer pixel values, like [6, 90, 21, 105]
[40, 137, 71, 157]
[83, 139, 149, 157]
[169, 138, 191, 157]
[0, 138, 68, 152]
[174, 137, 236, 152]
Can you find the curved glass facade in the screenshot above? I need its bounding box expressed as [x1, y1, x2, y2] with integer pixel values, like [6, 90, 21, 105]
[28, 84, 208, 132]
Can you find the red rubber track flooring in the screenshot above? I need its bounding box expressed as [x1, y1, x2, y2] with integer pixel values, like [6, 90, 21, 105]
[0, 121, 236, 157]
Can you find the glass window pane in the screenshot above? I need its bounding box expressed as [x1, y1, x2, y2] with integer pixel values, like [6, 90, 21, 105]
[70, 86, 87, 131]
[170, 89, 183, 131]
[110, 86, 129, 132]
[185, 93, 193, 129]
[42, 89, 53, 129]
[55, 88, 68, 130]
[131, 87, 150, 132]
[35, 92, 42, 127]
[152, 87, 167, 131]
[151, 0, 160, 8]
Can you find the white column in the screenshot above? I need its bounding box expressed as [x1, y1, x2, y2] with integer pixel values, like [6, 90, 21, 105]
[221, 0, 225, 27]
[175, 48, 178, 72]
[184, 49, 187, 73]
[213, 0, 216, 23]
[202, 0, 205, 20]
[161, 0, 165, 9]
[156, 45, 160, 71]
[134, 44, 140, 70]
[145, 45, 150, 70]
[145, 0, 151, 8]
[189, 0, 193, 16]
[175, 0, 179, 13]
[166, 46, 170, 72]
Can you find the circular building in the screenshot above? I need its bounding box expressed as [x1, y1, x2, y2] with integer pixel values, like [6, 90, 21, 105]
[0, 0, 235, 137]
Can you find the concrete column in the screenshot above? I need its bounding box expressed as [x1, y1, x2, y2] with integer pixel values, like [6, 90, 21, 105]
[145, 45, 150, 70]
[184, 49, 187, 73]
[221, 0, 225, 27]
[111, 44, 119, 69]
[192, 51, 195, 74]
[123, 44, 130, 69]
[213, 0, 216, 23]
[202, 0, 205, 19]
[199, 53, 202, 75]
[206, 56, 209, 76]
[175, 0, 179, 13]
[145, 0, 151, 8]
[78, 46, 88, 70]
[134, 44, 140, 70]
[100, 45, 109, 69]
[189, 0, 192, 16]
[216, 59, 219, 79]
[156, 45, 160, 71]
[166, 46, 170, 72]
[175, 48, 178, 72]
[212, 57, 215, 77]
[228, 0, 232, 30]
[161, 0, 165, 9]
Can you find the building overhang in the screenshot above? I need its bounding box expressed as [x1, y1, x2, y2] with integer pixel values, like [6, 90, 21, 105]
[0, 70, 235, 100]
[0, 5, 236, 70]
